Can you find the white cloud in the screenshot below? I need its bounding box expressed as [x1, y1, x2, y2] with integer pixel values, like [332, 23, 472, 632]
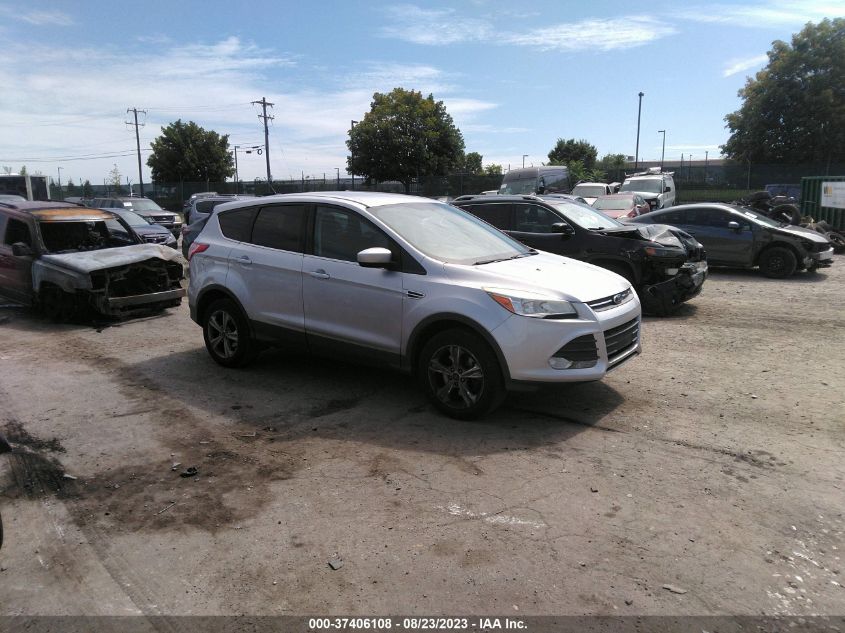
[505, 16, 677, 51]
[382, 6, 676, 51]
[0, 5, 75, 26]
[722, 53, 769, 77]
[380, 5, 493, 44]
[675, 1, 845, 26]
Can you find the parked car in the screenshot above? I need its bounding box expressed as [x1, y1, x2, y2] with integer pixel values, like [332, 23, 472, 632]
[452, 194, 707, 316]
[188, 192, 641, 419]
[0, 194, 27, 203]
[594, 193, 651, 219]
[499, 166, 570, 195]
[627, 203, 833, 278]
[181, 215, 211, 259]
[764, 183, 800, 200]
[104, 207, 178, 249]
[571, 182, 614, 205]
[185, 194, 255, 225]
[619, 169, 676, 209]
[0, 200, 185, 320]
[90, 196, 182, 236]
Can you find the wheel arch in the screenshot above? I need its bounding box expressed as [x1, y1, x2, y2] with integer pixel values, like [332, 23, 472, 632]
[405, 313, 511, 383]
[195, 285, 252, 335]
[588, 257, 640, 285]
[753, 241, 802, 267]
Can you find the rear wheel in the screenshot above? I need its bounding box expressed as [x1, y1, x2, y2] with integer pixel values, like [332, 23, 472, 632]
[418, 329, 505, 420]
[758, 246, 797, 278]
[202, 298, 256, 367]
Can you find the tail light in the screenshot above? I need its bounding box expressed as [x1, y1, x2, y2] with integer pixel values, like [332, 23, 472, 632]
[188, 242, 209, 261]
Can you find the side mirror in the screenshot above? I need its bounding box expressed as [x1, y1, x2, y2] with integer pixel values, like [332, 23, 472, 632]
[727, 221, 741, 232]
[537, 186, 546, 194]
[664, 186, 672, 193]
[11, 242, 33, 257]
[357, 247, 395, 269]
[552, 222, 574, 235]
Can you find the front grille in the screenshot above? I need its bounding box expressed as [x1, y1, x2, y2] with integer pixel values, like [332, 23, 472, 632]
[143, 235, 168, 244]
[604, 318, 639, 363]
[151, 215, 174, 225]
[587, 288, 633, 312]
[553, 334, 598, 362]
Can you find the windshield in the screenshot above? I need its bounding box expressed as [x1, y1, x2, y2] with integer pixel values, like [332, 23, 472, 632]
[125, 199, 164, 212]
[117, 210, 152, 227]
[734, 206, 782, 227]
[369, 201, 532, 265]
[39, 219, 137, 253]
[593, 197, 630, 211]
[499, 177, 538, 195]
[572, 185, 606, 198]
[620, 178, 662, 194]
[547, 200, 624, 230]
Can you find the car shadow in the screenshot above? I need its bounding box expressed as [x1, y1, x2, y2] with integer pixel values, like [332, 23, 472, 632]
[706, 267, 832, 283]
[127, 345, 628, 458]
[0, 303, 175, 333]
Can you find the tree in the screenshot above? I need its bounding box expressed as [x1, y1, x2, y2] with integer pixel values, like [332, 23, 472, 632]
[108, 164, 121, 188]
[347, 88, 465, 193]
[722, 18, 845, 165]
[82, 180, 94, 198]
[65, 177, 79, 196]
[147, 119, 234, 183]
[547, 139, 598, 169]
[19, 165, 27, 176]
[463, 152, 483, 174]
[484, 164, 503, 176]
[568, 161, 606, 184]
[599, 153, 626, 170]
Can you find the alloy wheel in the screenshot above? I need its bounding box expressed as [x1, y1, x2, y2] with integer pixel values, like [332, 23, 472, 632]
[207, 309, 239, 359]
[427, 344, 485, 409]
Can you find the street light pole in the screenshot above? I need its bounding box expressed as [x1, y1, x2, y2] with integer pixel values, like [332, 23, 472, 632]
[658, 130, 666, 171]
[704, 150, 709, 183]
[350, 120, 358, 191]
[57, 167, 63, 199]
[635, 92, 644, 171]
[335, 167, 340, 189]
[522, 154, 528, 168]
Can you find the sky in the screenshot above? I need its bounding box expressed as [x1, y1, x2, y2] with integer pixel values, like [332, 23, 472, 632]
[1, 0, 842, 188]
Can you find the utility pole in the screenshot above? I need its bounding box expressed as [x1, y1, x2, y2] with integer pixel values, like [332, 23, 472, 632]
[57, 167, 63, 199]
[704, 150, 709, 183]
[634, 92, 644, 171]
[350, 120, 358, 191]
[658, 130, 666, 171]
[126, 108, 146, 197]
[232, 145, 240, 194]
[252, 97, 274, 186]
[522, 154, 528, 168]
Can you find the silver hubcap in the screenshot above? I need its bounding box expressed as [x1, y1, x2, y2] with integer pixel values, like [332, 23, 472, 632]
[208, 309, 238, 359]
[428, 344, 484, 409]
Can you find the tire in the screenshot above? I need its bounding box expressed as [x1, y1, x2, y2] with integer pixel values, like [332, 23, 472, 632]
[418, 328, 505, 420]
[826, 232, 845, 254]
[201, 298, 257, 367]
[38, 285, 79, 322]
[770, 204, 801, 225]
[758, 246, 797, 279]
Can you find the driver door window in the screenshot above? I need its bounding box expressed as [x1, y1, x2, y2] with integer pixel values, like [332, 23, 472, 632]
[313, 206, 392, 262]
[513, 204, 559, 233]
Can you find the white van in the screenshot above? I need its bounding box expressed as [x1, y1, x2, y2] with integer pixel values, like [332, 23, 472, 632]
[619, 169, 676, 210]
[499, 166, 570, 195]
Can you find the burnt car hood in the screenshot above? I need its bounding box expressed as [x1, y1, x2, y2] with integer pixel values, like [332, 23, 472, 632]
[596, 224, 680, 245]
[40, 244, 185, 274]
[773, 225, 831, 244]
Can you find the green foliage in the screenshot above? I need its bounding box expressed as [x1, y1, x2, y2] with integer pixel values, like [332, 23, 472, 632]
[463, 152, 483, 175]
[568, 160, 606, 184]
[484, 163, 503, 176]
[723, 18, 845, 164]
[82, 180, 94, 198]
[547, 139, 598, 169]
[108, 164, 121, 188]
[599, 153, 626, 170]
[347, 88, 465, 193]
[64, 178, 79, 196]
[147, 119, 234, 183]
[19, 165, 27, 176]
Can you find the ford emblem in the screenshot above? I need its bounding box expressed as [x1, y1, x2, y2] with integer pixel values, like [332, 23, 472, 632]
[612, 291, 626, 305]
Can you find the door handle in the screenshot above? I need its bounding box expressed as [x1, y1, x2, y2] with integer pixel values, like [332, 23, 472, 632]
[235, 255, 252, 265]
[309, 269, 331, 280]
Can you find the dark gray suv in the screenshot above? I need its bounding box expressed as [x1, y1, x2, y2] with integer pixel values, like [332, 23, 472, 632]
[90, 196, 182, 237]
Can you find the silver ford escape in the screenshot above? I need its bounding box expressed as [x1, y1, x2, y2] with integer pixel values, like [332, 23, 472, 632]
[187, 192, 641, 419]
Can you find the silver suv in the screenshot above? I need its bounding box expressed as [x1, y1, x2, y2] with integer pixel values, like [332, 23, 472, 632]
[187, 192, 641, 419]
[619, 169, 676, 210]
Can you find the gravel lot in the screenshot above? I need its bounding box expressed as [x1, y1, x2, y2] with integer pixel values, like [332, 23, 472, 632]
[0, 260, 843, 619]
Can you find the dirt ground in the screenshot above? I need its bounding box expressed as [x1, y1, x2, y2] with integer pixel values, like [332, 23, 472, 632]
[0, 260, 843, 620]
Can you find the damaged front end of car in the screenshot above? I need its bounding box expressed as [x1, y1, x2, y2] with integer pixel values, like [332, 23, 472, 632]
[33, 245, 186, 319]
[636, 225, 708, 315]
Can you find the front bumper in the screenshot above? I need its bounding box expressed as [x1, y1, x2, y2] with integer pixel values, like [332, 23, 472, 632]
[806, 248, 834, 268]
[640, 260, 708, 314]
[490, 295, 642, 385]
[107, 287, 186, 308]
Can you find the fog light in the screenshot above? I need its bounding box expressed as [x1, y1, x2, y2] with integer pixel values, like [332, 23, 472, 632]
[666, 268, 679, 275]
[549, 357, 573, 369]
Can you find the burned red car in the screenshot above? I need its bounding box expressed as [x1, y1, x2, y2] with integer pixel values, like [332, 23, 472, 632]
[594, 193, 651, 219]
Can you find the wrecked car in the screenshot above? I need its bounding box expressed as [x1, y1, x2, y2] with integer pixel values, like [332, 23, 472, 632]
[452, 194, 707, 315]
[0, 200, 186, 320]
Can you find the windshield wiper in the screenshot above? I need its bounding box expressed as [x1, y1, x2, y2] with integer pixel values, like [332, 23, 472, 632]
[473, 251, 537, 265]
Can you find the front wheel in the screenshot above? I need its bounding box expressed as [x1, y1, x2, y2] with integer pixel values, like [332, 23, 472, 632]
[758, 246, 797, 279]
[418, 329, 505, 420]
[202, 298, 256, 367]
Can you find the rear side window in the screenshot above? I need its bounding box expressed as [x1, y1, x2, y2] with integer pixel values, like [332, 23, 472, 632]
[218, 207, 257, 241]
[195, 200, 219, 213]
[464, 203, 511, 230]
[250, 205, 307, 252]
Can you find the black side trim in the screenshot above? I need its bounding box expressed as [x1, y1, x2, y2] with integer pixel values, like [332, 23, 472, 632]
[404, 313, 511, 382]
[308, 333, 400, 370]
[250, 319, 309, 352]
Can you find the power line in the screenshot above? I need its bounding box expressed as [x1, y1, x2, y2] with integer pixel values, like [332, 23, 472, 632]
[0, 149, 151, 162]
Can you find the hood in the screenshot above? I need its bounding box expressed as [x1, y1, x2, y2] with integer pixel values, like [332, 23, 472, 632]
[582, 197, 598, 205]
[40, 244, 185, 274]
[774, 225, 830, 243]
[445, 251, 630, 303]
[594, 223, 685, 248]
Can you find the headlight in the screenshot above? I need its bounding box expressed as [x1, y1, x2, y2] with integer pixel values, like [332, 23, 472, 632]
[485, 288, 577, 319]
